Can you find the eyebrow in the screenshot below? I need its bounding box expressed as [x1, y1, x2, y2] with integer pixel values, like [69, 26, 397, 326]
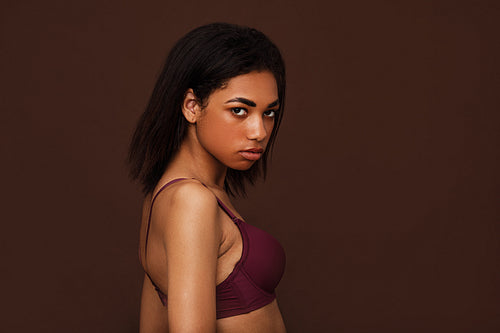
[225, 97, 279, 108]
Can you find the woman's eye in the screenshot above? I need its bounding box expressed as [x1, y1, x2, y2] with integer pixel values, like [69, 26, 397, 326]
[231, 107, 247, 116]
[264, 110, 277, 118]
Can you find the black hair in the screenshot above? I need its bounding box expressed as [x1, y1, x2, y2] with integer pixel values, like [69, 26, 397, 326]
[127, 22, 286, 196]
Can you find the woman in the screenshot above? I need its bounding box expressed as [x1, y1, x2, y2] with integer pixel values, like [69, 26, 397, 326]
[128, 23, 287, 332]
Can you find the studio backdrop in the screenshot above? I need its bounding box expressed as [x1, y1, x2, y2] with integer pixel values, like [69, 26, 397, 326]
[1, 1, 499, 332]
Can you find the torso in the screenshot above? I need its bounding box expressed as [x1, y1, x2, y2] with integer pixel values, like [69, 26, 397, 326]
[138, 178, 286, 332]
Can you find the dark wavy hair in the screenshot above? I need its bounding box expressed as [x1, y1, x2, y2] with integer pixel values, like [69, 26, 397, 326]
[127, 23, 286, 196]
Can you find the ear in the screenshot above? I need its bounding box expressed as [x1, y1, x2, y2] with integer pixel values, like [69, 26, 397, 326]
[181, 89, 201, 124]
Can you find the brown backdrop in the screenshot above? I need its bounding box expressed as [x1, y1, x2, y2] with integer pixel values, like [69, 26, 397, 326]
[1, 0, 499, 332]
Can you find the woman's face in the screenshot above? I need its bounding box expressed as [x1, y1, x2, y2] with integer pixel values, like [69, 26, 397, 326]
[194, 71, 279, 170]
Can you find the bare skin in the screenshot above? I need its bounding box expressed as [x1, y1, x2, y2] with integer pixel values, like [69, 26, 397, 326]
[138, 71, 287, 333]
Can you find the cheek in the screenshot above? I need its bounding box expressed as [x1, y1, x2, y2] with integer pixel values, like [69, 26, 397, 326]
[197, 113, 241, 153]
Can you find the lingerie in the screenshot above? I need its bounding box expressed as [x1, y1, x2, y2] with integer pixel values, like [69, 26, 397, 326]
[143, 178, 286, 319]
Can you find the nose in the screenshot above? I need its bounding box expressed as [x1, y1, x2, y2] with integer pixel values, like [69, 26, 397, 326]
[246, 115, 267, 142]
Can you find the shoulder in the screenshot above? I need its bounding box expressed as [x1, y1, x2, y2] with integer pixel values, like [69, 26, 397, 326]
[151, 179, 221, 234]
[164, 179, 216, 208]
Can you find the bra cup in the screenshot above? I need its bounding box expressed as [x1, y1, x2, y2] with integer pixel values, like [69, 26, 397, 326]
[240, 223, 286, 294]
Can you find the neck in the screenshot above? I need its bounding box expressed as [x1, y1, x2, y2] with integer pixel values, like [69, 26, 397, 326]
[167, 126, 227, 189]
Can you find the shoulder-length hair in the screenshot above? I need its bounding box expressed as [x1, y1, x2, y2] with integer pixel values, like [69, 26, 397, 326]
[127, 22, 286, 196]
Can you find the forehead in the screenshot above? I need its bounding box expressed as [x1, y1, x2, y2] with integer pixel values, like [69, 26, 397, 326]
[210, 71, 278, 104]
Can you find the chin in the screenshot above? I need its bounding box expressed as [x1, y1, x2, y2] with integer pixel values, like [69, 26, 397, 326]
[229, 160, 257, 171]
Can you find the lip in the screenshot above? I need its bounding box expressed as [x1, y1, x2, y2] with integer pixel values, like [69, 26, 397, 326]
[239, 148, 264, 161]
[242, 148, 264, 153]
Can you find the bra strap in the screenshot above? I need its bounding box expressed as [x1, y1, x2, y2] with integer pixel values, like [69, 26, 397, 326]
[144, 178, 188, 264]
[194, 180, 240, 222]
[214, 196, 239, 222]
[144, 177, 239, 262]
[142, 177, 240, 292]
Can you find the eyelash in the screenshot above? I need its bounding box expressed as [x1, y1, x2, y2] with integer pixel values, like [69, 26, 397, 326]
[231, 107, 247, 116]
[264, 110, 277, 118]
[230, 108, 278, 118]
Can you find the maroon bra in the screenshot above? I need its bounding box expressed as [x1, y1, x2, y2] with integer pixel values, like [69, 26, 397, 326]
[143, 178, 286, 319]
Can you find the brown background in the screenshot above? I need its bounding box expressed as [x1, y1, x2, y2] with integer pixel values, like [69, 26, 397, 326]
[1, 0, 499, 332]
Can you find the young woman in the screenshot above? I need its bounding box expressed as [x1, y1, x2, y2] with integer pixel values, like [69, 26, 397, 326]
[128, 23, 287, 332]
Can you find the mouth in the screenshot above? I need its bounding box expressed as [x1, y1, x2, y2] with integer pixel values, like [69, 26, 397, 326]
[239, 148, 264, 161]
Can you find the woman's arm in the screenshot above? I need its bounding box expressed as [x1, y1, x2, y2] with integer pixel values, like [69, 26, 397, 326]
[155, 181, 222, 332]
